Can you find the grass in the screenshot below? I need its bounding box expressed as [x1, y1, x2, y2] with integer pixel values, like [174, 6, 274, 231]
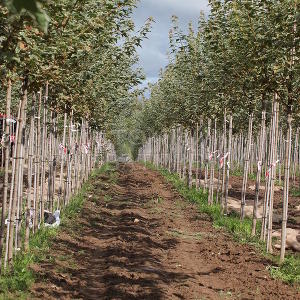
[0, 163, 114, 299]
[270, 255, 300, 285]
[0, 227, 57, 299]
[151, 196, 163, 204]
[167, 229, 202, 240]
[144, 161, 300, 287]
[103, 194, 112, 202]
[231, 167, 257, 181]
[291, 187, 300, 197]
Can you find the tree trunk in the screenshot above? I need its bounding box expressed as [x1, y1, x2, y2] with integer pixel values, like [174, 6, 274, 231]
[224, 113, 232, 215]
[280, 113, 292, 262]
[267, 99, 279, 253]
[195, 123, 199, 189]
[5, 77, 28, 267]
[252, 110, 266, 235]
[221, 110, 227, 204]
[24, 92, 36, 250]
[241, 113, 253, 220]
[0, 79, 12, 270]
[39, 83, 48, 227]
[208, 120, 216, 205]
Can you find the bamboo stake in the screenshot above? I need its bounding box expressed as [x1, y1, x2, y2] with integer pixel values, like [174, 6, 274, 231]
[204, 119, 211, 192]
[208, 120, 216, 205]
[0, 79, 12, 270]
[280, 113, 292, 262]
[24, 93, 36, 250]
[39, 83, 48, 227]
[223, 113, 232, 215]
[252, 110, 266, 235]
[33, 90, 42, 232]
[241, 113, 253, 220]
[267, 99, 279, 253]
[195, 123, 199, 189]
[221, 110, 227, 204]
[6, 77, 28, 267]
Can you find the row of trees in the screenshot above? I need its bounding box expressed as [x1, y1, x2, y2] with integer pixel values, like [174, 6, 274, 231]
[0, 0, 148, 272]
[135, 0, 299, 262]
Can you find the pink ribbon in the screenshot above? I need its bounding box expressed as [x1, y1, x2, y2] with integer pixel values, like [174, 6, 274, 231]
[219, 152, 230, 168]
[265, 160, 279, 178]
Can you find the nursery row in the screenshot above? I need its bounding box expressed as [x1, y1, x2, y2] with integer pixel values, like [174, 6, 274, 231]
[135, 0, 299, 263]
[138, 104, 298, 261]
[0, 0, 144, 274]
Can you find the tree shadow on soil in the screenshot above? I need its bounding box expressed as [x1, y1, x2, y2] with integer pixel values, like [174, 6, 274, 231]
[31, 166, 190, 300]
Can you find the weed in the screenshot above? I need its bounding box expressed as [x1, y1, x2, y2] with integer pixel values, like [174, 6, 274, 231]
[167, 229, 202, 240]
[248, 173, 256, 181]
[270, 255, 300, 284]
[109, 172, 119, 184]
[149, 207, 162, 214]
[175, 199, 186, 209]
[230, 167, 243, 177]
[219, 290, 232, 298]
[231, 167, 256, 181]
[291, 187, 300, 197]
[156, 196, 163, 203]
[103, 194, 112, 202]
[274, 179, 284, 187]
[0, 226, 57, 295]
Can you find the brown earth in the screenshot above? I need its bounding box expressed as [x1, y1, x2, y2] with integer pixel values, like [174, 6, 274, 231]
[195, 168, 300, 230]
[227, 175, 300, 230]
[29, 163, 300, 299]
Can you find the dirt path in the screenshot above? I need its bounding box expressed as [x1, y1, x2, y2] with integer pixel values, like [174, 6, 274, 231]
[30, 163, 299, 299]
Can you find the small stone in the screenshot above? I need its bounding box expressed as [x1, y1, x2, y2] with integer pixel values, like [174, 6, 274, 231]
[134, 218, 140, 223]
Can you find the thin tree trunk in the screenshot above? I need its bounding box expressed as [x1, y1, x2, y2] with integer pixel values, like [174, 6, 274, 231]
[195, 123, 199, 189]
[0, 79, 12, 270]
[221, 110, 227, 204]
[267, 99, 279, 253]
[292, 128, 298, 186]
[208, 120, 216, 205]
[252, 110, 266, 235]
[280, 113, 292, 262]
[205, 119, 211, 192]
[224, 113, 232, 215]
[188, 130, 193, 188]
[6, 77, 28, 267]
[33, 90, 42, 232]
[24, 93, 36, 250]
[39, 83, 48, 227]
[241, 113, 253, 220]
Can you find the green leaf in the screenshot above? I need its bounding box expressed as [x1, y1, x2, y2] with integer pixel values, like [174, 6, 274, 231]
[13, 0, 39, 13]
[12, 0, 49, 32]
[35, 10, 50, 33]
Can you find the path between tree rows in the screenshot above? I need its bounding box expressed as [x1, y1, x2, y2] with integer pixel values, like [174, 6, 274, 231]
[30, 163, 299, 300]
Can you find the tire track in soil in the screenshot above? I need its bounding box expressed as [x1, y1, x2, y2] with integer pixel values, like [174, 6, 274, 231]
[30, 163, 300, 300]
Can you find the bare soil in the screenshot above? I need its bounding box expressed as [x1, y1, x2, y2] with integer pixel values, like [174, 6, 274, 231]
[195, 168, 300, 230]
[227, 175, 300, 230]
[29, 163, 300, 299]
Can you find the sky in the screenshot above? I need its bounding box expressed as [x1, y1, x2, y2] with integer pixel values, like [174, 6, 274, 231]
[132, 0, 210, 92]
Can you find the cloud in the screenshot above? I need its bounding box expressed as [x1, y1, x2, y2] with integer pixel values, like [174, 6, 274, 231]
[132, 0, 209, 95]
[138, 0, 209, 16]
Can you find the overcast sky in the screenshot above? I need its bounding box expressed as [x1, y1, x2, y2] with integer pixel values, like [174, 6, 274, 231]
[132, 0, 209, 91]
